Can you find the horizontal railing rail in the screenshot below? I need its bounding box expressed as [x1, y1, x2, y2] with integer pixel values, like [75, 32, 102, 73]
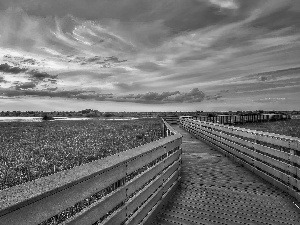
[0, 120, 182, 225]
[180, 118, 300, 203]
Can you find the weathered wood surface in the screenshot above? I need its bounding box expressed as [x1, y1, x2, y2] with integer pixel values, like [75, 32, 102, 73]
[153, 126, 300, 225]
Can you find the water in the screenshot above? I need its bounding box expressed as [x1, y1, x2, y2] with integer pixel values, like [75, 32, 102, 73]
[0, 117, 43, 122]
[100, 117, 139, 121]
[0, 117, 139, 122]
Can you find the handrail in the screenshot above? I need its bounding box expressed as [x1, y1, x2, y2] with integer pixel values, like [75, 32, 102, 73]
[162, 118, 179, 137]
[180, 118, 300, 203]
[0, 121, 182, 225]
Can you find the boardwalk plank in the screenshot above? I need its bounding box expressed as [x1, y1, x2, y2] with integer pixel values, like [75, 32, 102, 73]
[152, 126, 300, 225]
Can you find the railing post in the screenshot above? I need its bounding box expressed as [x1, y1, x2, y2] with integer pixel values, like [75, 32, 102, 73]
[288, 140, 296, 190]
[163, 145, 167, 184]
[125, 161, 129, 221]
[251, 132, 259, 170]
[163, 122, 167, 138]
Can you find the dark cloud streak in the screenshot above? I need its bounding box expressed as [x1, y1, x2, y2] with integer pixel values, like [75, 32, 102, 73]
[0, 63, 27, 74]
[0, 87, 205, 104]
[15, 82, 36, 90]
[0, 77, 7, 83]
[116, 88, 205, 104]
[27, 70, 58, 82]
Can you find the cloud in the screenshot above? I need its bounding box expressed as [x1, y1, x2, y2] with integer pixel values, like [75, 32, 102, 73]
[0, 77, 7, 83]
[114, 82, 142, 91]
[135, 62, 163, 72]
[141, 91, 180, 101]
[27, 70, 58, 82]
[241, 67, 300, 83]
[15, 82, 36, 90]
[0, 87, 206, 104]
[253, 0, 293, 18]
[257, 75, 274, 82]
[58, 70, 113, 81]
[3, 55, 41, 66]
[0, 63, 27, 74]
[208, 0, 239, 10]
[0, 1, 300, 111]
[67, 55, 127, 66]
[0, 86, 113, 101]
[0, 0, 235, 43]
[0, 8, 56, 52]
[104, 56, 127, 63]
[1, 88, 85, 98]
[254, 97, 286, 103]
[116, 88, 205, 104]
[0, 62, 59, 90]
[206, 93, 223, 100]
[167, 88, 206, 103]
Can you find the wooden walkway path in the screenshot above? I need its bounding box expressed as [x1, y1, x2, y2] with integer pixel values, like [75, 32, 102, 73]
[152, 126, 300, 225]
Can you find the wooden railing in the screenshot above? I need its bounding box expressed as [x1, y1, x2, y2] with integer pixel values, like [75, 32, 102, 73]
[180, 118, 300, 202]
[0, 120, 182, 225]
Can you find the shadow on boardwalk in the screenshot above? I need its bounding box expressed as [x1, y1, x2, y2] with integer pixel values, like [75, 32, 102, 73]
[153, 126, 300, 225]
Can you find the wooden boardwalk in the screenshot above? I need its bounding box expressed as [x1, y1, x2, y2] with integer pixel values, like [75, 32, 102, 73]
[152, 126, 300, 225]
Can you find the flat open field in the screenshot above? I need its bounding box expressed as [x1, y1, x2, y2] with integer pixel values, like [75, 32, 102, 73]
[234, 119, 300, 138]
[0, 118, 163, 190]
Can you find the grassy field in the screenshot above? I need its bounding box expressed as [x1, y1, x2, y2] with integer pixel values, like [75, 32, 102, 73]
[234, 119, 300, 138]
[0, 118, 163, 190]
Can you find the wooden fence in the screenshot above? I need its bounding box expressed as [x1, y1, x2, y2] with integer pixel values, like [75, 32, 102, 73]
[197, 113, 290, 124]
[180, 118, 300, 202]
[0, 120, 182, 225]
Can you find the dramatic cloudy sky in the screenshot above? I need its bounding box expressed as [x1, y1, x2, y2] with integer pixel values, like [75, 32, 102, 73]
[0, 0, 300, 111]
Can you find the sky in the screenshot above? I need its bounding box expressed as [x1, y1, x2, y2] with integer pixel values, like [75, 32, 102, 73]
[0, 0, 300, 112]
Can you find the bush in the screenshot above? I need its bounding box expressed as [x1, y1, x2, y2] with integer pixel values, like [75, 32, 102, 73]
[42, 114, 54, 121]
[103, 112, 114, 117]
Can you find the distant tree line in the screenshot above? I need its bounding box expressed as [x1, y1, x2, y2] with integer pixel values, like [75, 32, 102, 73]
[0, 110, 299, 118]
